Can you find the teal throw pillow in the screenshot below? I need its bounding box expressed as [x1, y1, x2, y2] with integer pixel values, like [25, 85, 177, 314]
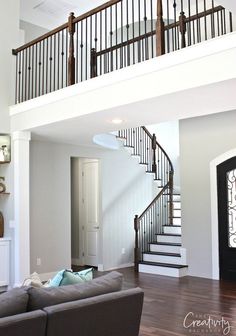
[60, 268, 93, 286]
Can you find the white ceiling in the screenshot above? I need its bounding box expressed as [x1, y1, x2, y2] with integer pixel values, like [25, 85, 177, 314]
[20, 0, 106, 29]
[20, 0, 236, 31]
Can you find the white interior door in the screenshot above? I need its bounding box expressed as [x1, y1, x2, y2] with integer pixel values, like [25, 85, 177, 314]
[82, 160, 99, 267]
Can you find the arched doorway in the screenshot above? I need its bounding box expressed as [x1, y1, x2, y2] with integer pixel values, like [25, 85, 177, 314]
[217, 157, 236, 280]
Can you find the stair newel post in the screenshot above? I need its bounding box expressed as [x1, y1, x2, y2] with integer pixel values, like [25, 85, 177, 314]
[90, 48, 98, 78]
[169, 171, 174, 225]
[134, 215, 140, 272]
[68, 12, 76, 86]
[179, 11, 187, 49]
[156, 0, 165, 56]
[152, 134, 157, 178]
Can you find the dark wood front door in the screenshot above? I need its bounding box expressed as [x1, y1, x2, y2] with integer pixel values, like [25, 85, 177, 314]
[217, 157, 236, 280]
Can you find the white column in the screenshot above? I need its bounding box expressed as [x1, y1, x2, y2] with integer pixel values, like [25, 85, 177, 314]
[12, 131, 31, 286]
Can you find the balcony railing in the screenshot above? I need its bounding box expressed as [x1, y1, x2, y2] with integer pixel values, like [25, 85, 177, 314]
[13, 0, 234, 104]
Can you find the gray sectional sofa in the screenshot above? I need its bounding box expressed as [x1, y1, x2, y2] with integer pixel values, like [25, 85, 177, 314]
[0, 271, 144, 336]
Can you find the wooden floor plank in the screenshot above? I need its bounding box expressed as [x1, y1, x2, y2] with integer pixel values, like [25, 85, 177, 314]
[73, 266, 236, 335]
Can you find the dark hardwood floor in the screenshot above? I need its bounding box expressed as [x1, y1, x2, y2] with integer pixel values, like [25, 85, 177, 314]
[106, 268, 236, 336]
[72, 265, 236, 335]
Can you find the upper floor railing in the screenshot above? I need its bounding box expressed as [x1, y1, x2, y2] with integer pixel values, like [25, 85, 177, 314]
[13, 0, 234, 104]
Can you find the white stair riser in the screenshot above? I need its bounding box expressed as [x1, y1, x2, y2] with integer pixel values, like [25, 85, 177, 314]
[156, 235, 182, 244]
[173, 202, 181, 209]
[172, 195, 181, 202]
[154, 180, 162, 187]
[139, 264, 187, 277]
[173, 217, 181, 225]
[173, 209, 181, 217]
[143, 254, 183, 265]
[150, 244, 180, 254]
[164, 226, 181, 235]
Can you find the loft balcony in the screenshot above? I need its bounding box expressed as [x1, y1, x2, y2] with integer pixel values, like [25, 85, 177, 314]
[12, 0, 235, 103]
[9, 0, 236, 136]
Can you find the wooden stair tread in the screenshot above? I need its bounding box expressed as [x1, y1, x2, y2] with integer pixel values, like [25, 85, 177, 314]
[143, 251, 181, 257]
[139, 261, 188, 269]
[163, 225, 181, 227]
[149, 242, 181, 247]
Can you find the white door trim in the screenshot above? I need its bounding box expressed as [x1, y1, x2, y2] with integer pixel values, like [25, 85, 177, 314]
[210, 148, 236, 280]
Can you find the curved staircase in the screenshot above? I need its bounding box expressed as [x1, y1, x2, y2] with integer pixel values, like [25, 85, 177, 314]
[117, 126, 188, 277]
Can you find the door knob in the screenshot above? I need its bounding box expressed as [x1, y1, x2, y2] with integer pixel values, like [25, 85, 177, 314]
[94, 226, 99, 229]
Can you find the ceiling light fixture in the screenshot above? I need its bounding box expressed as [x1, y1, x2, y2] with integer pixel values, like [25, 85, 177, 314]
[111, 119, 123, 124]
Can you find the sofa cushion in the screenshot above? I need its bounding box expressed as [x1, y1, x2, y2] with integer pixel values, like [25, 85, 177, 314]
[0, 288, 29, 318]
[27, 271, 123, 311]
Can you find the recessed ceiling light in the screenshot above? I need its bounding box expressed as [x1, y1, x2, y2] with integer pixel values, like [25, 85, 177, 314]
[111, 119, 123, 124]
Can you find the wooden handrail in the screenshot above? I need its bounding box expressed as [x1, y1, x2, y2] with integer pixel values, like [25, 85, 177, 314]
[12, 0, 121, 55]
[96, 5, 224, 57]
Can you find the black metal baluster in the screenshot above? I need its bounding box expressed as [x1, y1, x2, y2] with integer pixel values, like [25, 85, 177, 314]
[211, 0, 215, 38]
[196, 0, 201, 42]
[217, 10, 220, 36]
[120, 1, 124, 69]
[173, 0, 177, 51]
[110, 6, 113, 72]
[229, 12, 233, 33]
[31, 45, 34, 99]
[66, 29, 68, 86]
[115, 3, 118, 70]
[166, 0, 170, 52]
[18, 52, 21, 103]
[81, 21, 84, 81]
[15, 53, 18, 104]
[188, 0, 192, 46]
[25, 48, 28, 102]
[54, 34, 56, 91]
[46, 38, 48, 93]
[126, 0, 130, 66]
[42, 40, 45, 95]
[49, 36, 52, 92]
[138, 0, 141, 62]
[132, 0, 135, 63]
[223, 9, 226, 34]
[204, 0, 207, 40]
[57, 32, 60, 89]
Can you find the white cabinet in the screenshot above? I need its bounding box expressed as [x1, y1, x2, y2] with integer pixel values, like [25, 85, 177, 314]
[0, 238, 10, 286]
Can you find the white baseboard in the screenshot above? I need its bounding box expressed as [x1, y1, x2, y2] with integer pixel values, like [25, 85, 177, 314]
[104, 263, 134, 272]
[98, 264, 104, 271]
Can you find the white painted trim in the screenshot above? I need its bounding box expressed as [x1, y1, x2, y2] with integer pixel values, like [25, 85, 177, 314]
[98, 264, 104, 272]
[104, 263, 134, 272]
[210, 148, 236, 280]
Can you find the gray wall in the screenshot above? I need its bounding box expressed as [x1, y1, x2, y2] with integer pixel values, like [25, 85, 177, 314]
[20, 20, 49, 44]
[180, 109, 236, 278]
[30, 140, 154, 275]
